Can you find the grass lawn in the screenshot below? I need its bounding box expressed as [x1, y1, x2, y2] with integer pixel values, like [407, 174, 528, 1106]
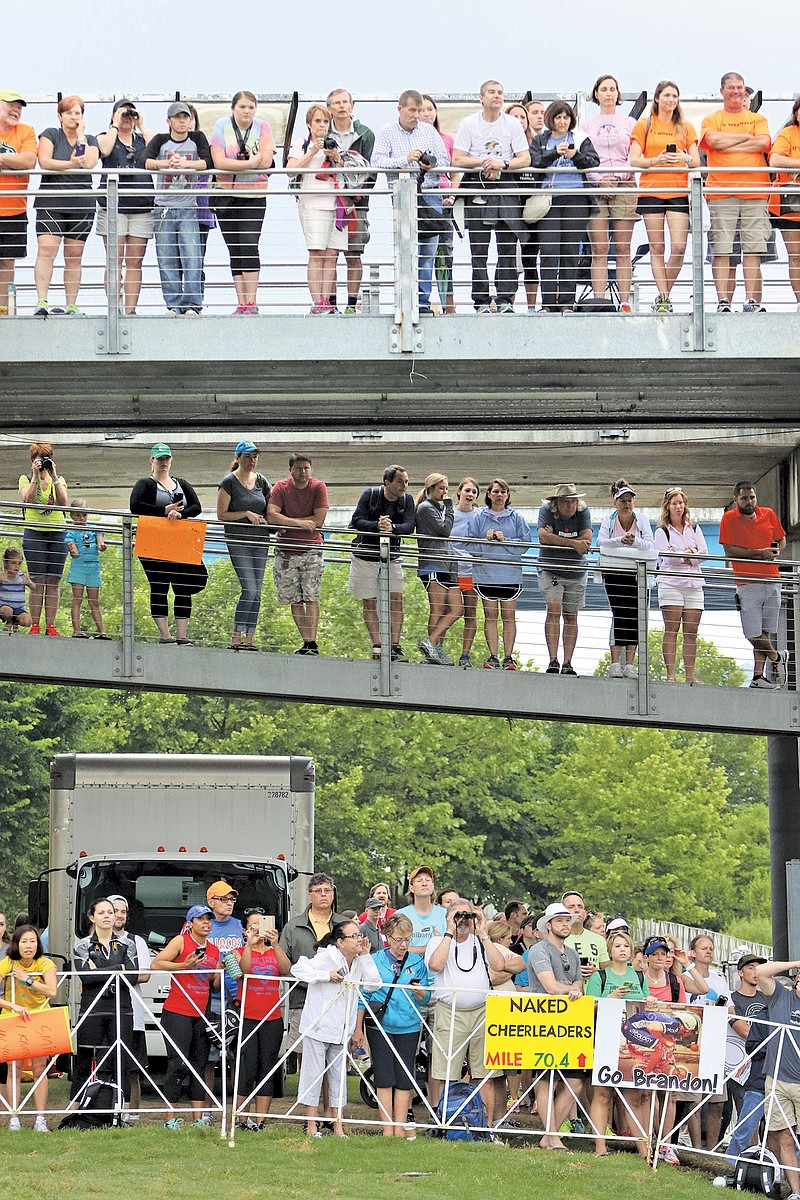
[3, 1124, 721, 1200]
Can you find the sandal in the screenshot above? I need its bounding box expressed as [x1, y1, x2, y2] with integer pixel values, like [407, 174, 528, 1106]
[229, 642, 242, 651]
[176, 638, 194, 647]
[72, 632, 89, 639]
[95, 633, 111, 641]
[159, 637, 177, 645]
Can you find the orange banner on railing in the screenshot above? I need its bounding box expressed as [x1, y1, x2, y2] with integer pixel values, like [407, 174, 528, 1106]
[0, 1008, 72, 1063]
[133, 515, 206, 565]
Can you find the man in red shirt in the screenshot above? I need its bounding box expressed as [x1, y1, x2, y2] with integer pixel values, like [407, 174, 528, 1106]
[267, 454, 329, 655]
[719, 481, 787, 689]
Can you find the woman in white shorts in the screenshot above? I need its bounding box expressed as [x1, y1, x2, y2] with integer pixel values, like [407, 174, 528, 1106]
[653, 487, 707, 684]
[95, 99, 155, 314]
[287, 104, 348, 315]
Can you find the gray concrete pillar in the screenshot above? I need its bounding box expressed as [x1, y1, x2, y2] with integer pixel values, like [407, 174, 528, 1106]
[768, 734, 800, 959]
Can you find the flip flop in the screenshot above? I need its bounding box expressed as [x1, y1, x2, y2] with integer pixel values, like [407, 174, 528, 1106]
[95, 633, 112, 641]
[72, 632, 89, 639]
[159, 638, 177, 645]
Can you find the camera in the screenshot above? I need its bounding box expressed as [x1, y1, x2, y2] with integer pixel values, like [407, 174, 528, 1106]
[323, 134, 339, 151]
[455, 910, 476, 921]
[123, 109, 138, 121]
[418, 150, 436, 168]
[40, 456, 54, 473]
[236, 147, 251, 161]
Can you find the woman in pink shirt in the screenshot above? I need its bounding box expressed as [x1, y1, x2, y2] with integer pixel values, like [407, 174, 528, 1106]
[584, 75, 637, 312]
[653, 487, 707, 685]
[420, 95, 459, 315]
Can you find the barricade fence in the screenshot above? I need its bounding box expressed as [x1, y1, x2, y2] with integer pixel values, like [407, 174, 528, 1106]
[2, 165, 799, 321]
[3, 966, 798, 1170]
[0, 500, 796, 688]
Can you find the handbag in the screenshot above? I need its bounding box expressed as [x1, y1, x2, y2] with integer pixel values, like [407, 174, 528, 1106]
[522, 191, 552, 224]
[367, 952, 409, 1023]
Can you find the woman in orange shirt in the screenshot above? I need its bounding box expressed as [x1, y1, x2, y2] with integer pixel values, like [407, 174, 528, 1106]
[768, 97, 800, 310]
[630, 81, 699, 313]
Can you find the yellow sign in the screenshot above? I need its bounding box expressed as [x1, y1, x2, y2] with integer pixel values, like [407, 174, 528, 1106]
[484, 993, 595, 1071]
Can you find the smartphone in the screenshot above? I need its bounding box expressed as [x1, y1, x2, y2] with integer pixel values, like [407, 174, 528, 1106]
[771, 541, 780, 550]
[258, 915, 275, 937]
[580, 957, 589, 966]
[194, 948, 206, 961]
[666, 143, 677, 154]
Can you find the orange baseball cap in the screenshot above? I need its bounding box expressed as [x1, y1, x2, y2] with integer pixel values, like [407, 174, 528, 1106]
[408, 865, 435, 884]
[206, 880, 239, 899]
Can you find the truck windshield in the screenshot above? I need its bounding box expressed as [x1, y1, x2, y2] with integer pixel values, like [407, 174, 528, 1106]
[75, 860, 289, 944]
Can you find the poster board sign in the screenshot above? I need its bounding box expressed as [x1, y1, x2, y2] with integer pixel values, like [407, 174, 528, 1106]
[133, 516, 206, 565]
[592, 999, 728, 1092]
[484, 993, 595, 1071]
[0, 1007, 73, 1063]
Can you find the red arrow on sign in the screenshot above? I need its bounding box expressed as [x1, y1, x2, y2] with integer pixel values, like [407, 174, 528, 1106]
[576, 1053, 587, 1068]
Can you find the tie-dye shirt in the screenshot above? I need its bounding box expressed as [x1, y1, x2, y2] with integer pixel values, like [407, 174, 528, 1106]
[210, 116, 275, 190]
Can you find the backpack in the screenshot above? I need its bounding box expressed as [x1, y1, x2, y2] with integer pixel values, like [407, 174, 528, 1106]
[58, 1078, 125, 1130]
[434, 1080, 490, 1141]
[366, 486, 407, 518]
[733, 1146, 782, 1197]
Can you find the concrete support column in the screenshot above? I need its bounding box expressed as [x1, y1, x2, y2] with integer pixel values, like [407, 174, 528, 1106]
[768, 734, 800, 958]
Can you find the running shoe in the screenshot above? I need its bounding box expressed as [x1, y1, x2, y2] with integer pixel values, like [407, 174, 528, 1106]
[742, 299, 766, 313]
[45, 624, 61, 637]
[483, 655, 500, 669]
[501, 656, 517, 670]
[458, 653, 472, 668]
[433, 644, 454, 666]
[33, 300, 49, 317]
[717, 299, 732, 313]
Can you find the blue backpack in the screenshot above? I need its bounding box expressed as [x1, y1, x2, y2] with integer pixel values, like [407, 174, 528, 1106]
[434, 1080, 489, 1141]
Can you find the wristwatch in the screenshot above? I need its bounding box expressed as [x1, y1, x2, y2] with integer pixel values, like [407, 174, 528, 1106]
[25, 976, 35, 987]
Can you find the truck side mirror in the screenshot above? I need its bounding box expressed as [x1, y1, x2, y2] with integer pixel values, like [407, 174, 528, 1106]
[27, 879, 49, 930]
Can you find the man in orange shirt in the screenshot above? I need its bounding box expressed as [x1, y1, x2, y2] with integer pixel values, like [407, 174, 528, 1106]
[719, 481, 787, 690]
[0, 89, 37, 315]
[700, 73, 771, 313]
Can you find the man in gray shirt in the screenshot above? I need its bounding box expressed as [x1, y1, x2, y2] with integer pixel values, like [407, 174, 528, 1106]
[755, 959, 800, 1198]
[527, 902, 583, 1149]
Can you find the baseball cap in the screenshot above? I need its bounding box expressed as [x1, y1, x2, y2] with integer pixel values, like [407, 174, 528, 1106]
[408, 865, 435, 884]
[643, 937, 669, 955]
[738, 953, 767, 971]
[235, 439, 259, 456]
[186, 904, 213, 921]
[150, 442, 172, 459]
[365, 897, 384, 910]
[543, 902, 572, 921]
[106, 894, 129, 909]
[0, 90, 26, 107]
[606, 917, 629, 933]
[167, 102, 191, 118]
[207, 880, 239, 900]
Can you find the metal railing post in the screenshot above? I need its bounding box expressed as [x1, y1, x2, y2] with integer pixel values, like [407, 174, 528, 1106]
[107, 174, 121, 354]
[689, 171, 706, 351]
[392, 175, 419, 349]
[121, 516, 135, 678]
[637, 561, 650, 713]
[378, 535, 393, 695]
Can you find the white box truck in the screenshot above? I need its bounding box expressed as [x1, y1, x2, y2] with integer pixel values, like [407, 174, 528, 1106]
[29, 753, 315, 1055]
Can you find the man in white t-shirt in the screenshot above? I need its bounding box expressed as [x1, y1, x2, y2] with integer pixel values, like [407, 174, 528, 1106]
[452, 80, 531, 313]
[683, 934, 730, 1150]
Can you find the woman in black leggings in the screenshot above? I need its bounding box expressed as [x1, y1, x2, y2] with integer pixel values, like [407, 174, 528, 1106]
[597, 479, 656, 679]
[130, 443, 207, 645]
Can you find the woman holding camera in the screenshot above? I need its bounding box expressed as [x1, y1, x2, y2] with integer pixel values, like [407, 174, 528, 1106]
[287, 104, 348, 314]
[129, 443, 206, 645]
[234, 909, 292, 1129]
[95, 99, 155, 315]
[151, 904, 221, 1128]
[18, 440, 69, 636]
[209, 91, 275, 315]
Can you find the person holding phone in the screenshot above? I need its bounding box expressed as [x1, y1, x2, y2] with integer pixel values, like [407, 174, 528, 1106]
[415, 473, 459, 666]
[234, 908, 291, 1130]
[151, 904, 221, 1128]
[585, 931, 649, 1156]
[291, 920, 382, 1136]
[130, 444, 206, 645]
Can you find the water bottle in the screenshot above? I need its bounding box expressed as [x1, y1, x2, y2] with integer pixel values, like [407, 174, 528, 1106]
[222, 951, 242, 980]
[7, 282, 16, 316]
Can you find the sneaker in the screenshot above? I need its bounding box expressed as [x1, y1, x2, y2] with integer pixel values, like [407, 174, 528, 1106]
[164, 1117, 185, 1129]
[193, 1114, 214, 1127]
[623, 663, 638, 679]
[501, 656, 517, 671]
[561, 662, 578, 676]
[65, 304, 84, 316]
[618, 303, 633, 314]
[660, 1144, 680, 1165]
[545, 659, 560, 674]
[717, 299, 732, 313]
[458, 652, 472, 668]
[184, 309, 200, 317]
[33, 299, 49, 317]
[475, 304, 492, 314]
[742, 299, 765, 313]
[9, 1117, 20, 1131]
[433, 644, 454, 666]
[651, 296, 671, 314]
[343, 306, 358, 315]
[29, 623, 40, 635]
[45, 624, 61, 637]
[371, 645, 381, 660]
[569, 1118, 585, 1134]
[770, 649, 789, 687]
[295, 644, 310, 655]
[496, 303, 514, 314]
[483, 655, 501, 670]
[609, 662, 624, 679]
[310, 300, 334, 315]
[167, 309, 181, 316]
[234, 305, 248, 315]
[390, 644, 407, 662]
[34, 1116, 49, 1132]
[243, 303, 258, 315]
[754, 675, 779, 690]
[418, 637, 437, 664]
[305, 641, 319, 656]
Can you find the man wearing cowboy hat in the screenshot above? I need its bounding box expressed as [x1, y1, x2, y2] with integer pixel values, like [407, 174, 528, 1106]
[537, 484, 593, 676]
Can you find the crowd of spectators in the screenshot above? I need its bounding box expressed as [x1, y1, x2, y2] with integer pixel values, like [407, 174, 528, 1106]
[1, 71, 799, 316]
[2, 441, 792, 688]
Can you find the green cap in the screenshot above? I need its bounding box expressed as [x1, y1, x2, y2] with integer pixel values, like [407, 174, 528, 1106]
[150, 442, 172, 459]
[0, 90, 26, 106]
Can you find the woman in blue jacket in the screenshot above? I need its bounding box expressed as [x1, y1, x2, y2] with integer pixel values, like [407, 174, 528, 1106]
[352, 913, 431, 1138]
[467, 479, 532, 670]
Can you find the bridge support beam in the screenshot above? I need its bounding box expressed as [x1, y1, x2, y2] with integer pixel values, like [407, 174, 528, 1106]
[769, 734, 800, 959]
